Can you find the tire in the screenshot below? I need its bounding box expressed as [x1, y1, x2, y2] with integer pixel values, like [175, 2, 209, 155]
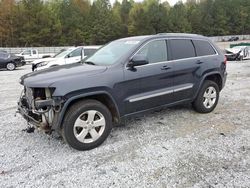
[62, 99, 112, 151]
[237, 56, 243, 61]
[6, 62, 16, 71]
[192, 80, 219, 113]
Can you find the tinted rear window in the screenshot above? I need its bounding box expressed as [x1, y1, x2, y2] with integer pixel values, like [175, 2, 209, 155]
[193, 40, 216, 56]
[169, 39, 195, 60]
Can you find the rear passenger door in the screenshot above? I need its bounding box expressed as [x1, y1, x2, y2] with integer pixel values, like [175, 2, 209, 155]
[169, 39, 201, 102]
[192, 39, 218, 74]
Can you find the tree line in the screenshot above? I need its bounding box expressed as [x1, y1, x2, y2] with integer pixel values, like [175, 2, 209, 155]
[0, 0, 249, 47]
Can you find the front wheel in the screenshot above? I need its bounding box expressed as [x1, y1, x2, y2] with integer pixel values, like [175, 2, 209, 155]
[6, 62, 16, 71]
[192, 80, 219, 113]
[62, 100, 112, 151]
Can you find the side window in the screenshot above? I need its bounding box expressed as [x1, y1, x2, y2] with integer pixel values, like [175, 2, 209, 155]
[137, 40, 168, 64]
[69, 48, 82, 57]
[193, 40, 216, 56]
[32, 50, 37, 54]
[22, 50, 31, 55]
[169, 39, 195, 60]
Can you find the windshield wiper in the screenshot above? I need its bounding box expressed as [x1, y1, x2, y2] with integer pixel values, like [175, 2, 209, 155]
[84, 61, 96, 65]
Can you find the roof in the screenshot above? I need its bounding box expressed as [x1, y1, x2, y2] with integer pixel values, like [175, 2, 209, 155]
[117, 33, 206, 43]
[155, 33, 204, 38]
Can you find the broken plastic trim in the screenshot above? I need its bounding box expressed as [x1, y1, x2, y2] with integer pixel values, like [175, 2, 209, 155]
[34, 99, 54, 109]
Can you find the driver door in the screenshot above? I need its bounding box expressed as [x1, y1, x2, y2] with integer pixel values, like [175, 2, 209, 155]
[122, 39, 174, 114]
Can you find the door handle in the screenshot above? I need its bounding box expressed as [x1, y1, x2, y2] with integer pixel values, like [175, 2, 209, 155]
[161, 65, 171, 70]
[196, 60, 204, 64]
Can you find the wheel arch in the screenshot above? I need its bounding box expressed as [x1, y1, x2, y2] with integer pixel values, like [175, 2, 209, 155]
[204, 73, 223, 91]
[194, 72, 223, 100]
[56, 91, 120, 130]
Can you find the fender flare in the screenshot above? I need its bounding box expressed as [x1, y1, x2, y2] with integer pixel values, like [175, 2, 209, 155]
[193, 71, 223, 100]
[54, 91, 120, 130]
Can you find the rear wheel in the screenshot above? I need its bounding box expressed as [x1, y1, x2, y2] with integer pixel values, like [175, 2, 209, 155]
[6, 62, 16, 71]
[193, 80, 219, 113]
[62, 100, 112, 151]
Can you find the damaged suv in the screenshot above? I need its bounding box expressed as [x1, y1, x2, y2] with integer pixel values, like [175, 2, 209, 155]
[18, 33, 227, 150]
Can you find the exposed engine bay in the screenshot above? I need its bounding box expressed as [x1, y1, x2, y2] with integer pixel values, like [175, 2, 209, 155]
[18, 87, 63, 133]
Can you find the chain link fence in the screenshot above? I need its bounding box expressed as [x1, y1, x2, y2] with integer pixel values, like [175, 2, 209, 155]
[1, 35, 250, 54]
[0, 46, 73, 54]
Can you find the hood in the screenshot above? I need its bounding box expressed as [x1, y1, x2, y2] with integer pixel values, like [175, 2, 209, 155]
[20, 63, 107, 88]
[9, 54, 24, 60]
[225, 47, 243, 54]
[32, 57, 55, 64]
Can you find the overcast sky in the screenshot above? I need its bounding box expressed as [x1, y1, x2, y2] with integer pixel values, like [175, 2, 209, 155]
[165, 0, 186, 6]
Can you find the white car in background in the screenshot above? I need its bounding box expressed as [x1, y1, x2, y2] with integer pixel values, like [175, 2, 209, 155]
[17, 49, 55, 62]
[225, 46, 250, 61]
[32, 46, 101, 71]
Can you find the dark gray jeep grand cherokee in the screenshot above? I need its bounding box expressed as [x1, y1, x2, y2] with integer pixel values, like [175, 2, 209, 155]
[18, 33, 227, 150]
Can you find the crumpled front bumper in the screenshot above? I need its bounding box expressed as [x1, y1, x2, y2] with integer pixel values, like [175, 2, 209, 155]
[17, 89, 62, 131]
[17, 94, 42, 127]
[17, 100, 41, 127]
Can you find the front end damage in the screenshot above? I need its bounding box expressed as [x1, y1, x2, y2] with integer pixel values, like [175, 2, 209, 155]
[17, 87, 64, 133]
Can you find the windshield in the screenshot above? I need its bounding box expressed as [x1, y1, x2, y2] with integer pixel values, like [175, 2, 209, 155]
[54, 48, 75, 58]
[85, 40, 140, 65]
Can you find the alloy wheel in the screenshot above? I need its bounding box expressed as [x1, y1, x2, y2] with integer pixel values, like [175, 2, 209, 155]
[7, 63, 15, 71]
[73, 110, 106, 144]
[203, 86, 217, 109]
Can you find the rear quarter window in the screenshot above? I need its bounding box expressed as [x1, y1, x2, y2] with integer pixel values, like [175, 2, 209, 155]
[193, 40, 216, 56]
[169, 39, 195, 60]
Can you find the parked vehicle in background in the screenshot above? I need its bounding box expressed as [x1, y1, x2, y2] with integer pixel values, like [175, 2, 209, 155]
[18, 33, 227, 151]
[17, 49, 55, 63]
[225, 46, 250, 61]
[31, 49, 67, 71]
[228, 36, 239, 41]
[0, 51, 26, 71]
[32, 46, 101, 71]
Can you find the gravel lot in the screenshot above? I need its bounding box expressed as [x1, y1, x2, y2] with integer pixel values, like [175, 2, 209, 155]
[0, 61, 250, 187]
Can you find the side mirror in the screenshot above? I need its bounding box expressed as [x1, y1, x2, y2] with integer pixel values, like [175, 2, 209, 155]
[128, 54, 149, 67]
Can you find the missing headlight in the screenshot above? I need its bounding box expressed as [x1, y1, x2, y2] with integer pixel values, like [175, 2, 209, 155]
[33, 88, 46, 100]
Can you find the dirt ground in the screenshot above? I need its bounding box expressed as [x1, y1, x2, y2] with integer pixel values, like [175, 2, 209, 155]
[0, 61, 249, 187]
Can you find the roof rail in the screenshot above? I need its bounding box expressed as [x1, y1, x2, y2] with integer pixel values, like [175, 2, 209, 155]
[156, 33, 201, 36]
